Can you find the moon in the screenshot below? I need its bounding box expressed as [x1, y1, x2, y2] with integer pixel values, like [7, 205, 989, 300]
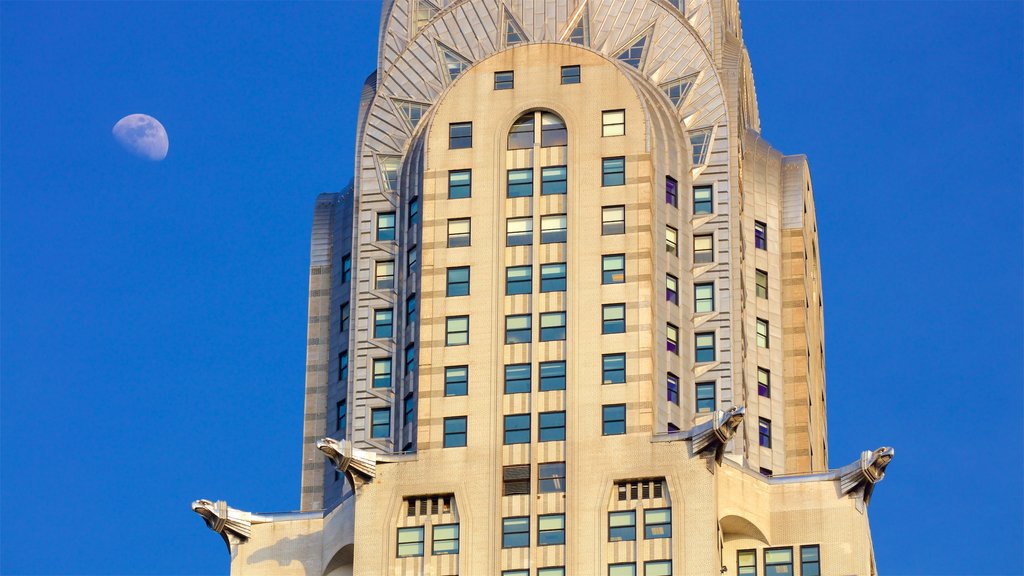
[112, 114, 168, 161]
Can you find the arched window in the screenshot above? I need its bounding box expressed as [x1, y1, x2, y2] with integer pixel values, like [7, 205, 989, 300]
[507, 111, 568, 150]
[540, 112, 567, 147]
[508, 114, 535, 149]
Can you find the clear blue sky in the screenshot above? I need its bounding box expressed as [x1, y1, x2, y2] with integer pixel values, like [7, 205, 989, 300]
[2, 2, 1021, 574]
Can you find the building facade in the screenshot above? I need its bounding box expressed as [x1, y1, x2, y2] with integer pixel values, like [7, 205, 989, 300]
[192, 1, 892, 574]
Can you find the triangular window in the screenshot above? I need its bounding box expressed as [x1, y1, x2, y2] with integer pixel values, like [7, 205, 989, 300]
[378, 156, 402, 192]
[437, 43, 471, 83]
[564, 4, 590, 46]
[616, 32, 650, 69]
[689, 129, 712, 167]
[504, 8, 528, 46]
[411, 0, 439, 35]
[393, 100, 430, 131]
[661, 74, 697, 109]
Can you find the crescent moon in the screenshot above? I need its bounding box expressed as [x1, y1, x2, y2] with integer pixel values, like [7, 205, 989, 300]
[112, 114, 169, 161]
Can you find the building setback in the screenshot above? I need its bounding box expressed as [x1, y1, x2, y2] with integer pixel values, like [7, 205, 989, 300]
[192, 1, 893, 574]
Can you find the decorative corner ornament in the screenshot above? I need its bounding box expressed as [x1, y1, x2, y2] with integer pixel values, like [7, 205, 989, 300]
[191, 499, 263, 556]
[687, 406, 746, 464]
[839, 446, 894, 509]
[317, 438, 378, 488]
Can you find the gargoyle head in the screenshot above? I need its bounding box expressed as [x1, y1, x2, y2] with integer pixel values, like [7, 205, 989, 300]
[720, 406, 746, 439]
[191, 499, 221, 530]
[866, 446, 894, 480]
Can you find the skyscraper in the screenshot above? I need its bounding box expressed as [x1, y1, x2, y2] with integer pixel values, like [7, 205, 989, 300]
[192, 1, 893, 574]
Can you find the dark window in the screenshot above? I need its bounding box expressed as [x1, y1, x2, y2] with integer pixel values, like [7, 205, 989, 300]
[540, 263, 567, 292]
[609, 511, 636, 541]
[405, 343, 416, 373]
[504, 414, 530, 444]
[602, 109, 625, 137]
[506, 217, 533, 246]
[447, 218, 471, 247]
[695, 332, 715, 362]
[541, 165, 567, 195]
[693, 185, 712, 214]
[560, 65, 580, 84]
[397, 526, 424, 557]
[602, 157, 625, 186]
[445, 315, 469, 346]
[507, 168, 533, 197]
[432, 524, 459, 555]
[406, 294, 417, 324]
[503, 464, 530, 495]
[502, 516, 529, 548]
[758, 368, 770, 398]
[602, 353, 626, 384]
[537, 514, 565, 546]
[447, 266, 470, 296]
[506, 265, 532, 295]
[760, 467, 773, 477]
[445, 365, 468, 396]
[443, 416, 467, 447]
[667, 373, 679, 405]
[504, 363, 531, 394]
[602, 254, 625, 284]
[373, 309, 393, 338]
[602, 205, 626, 235]
[695, 283, 714, 313]
[404, 393, 415, 424]
[644, 508, 671, 539]
[339, 302, 350, 332]
[540, 112, 567, 147]
[603, 404, 626, 435]
[373, 358, 392, 388]
[341, 254, 351, 283]
[540, 214, 567, 243]
[602, 304, 626, 334]
[759, 418, 772, 448]
[666, 323, 679, 354]
[538, 462, 565, 493]
[754, 220, 767, 250]
[756, 269, 768, 299]
[693, 234, 713, 263]
[449, 122, 472, 149]
[800, 545, 821, 576]
[696, 382, 715, 413]
[505, 314, 531, 344]
[538, 411, 566, 442]
[666, 176, 678, 206]
[408, 196, 419, 226]
[738, 550, 757, 576]
[666, 274, 679, 304]
[539, 361, 566, 391]
[495, 70, 514, 90]
[764, 548, 793, 576]
[377, 212, 396, 241]
[407, 246, 418, 274]
[371, 408, 390, 438]
[508, 114, 535, 150]
[539, 312, 566, 341]
[448, 169, 471, 199]
[336, 400, 346, 432]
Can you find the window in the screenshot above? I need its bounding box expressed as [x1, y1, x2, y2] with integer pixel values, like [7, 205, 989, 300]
[448, 169, 471, 199]
[506, 265, 532, 295]
[602, 109, 625, 136]
[504, 571, 529, 576]
[690, 129, 711, 165]
[602, 157, 625, 186]
[443, 417, 467, 448]
[404, 393, 415, 424]
[760, 467, 773, 477]
[537, 514, 565, 546]
[449, 121, 472, 149]
[446, 316, 469, 346]
[759, 418, 772, 448]
[738, 550, 757, 576]
[800, 545, 821, 576]
[503, 464, 530, 495]
[644, 560, 672, 576]
[694, 283, 714, 313]
[541, 165, 567, 195]
[538, 462, 565, 493]
[603, 404, 626, 435]
[407, 246, 418, 274]
[405, 343, 416, 373]
[494, 70, 514, 90]
[757, 368, 770, 398]
[336, 400, 346, 432]
[538, 568, 565, 576]
[376, 212, 396, 241]
[341, 254, 351, 283]
[756, 318, 769, 348]
[373, 309, 393, 338]
[538, 411, 566, 442]
[540, 112, 567, 147]
[502, 517, 529, 548]
[603, 353, 626, 384]
[696, 382, 715, 413]
[408, 196, 419, 225]
[609, 563, 636, 576]
[667, 373, 679, 405]
[504, 414, 530, 444]
[432, 524, 459, 555]
[505, 364, 531, 394]
[602, 254, 626, 284]
[765, 548, 793, 576]
[609, 511, 636, 542]
[602, 304, 626, 334]
[507, 168, 533, 197]
[537, 312, 565, 342]
[666, 274, 679, 304]
[505, 314, 531, 344]
[396, 526, 424, 557]
[448, 218, 470, 247]
[540, 263, 567, 292]
[693, 185, 712, 214]
[756, 269, 768, 299]
[373, 358, 392, 388]
[754, 220, 768, 250]
[602, 205, 625, 235]
[447, 266, 470, 296]
[506, 217, 533, 246]
[371, 408, 390, 438]
[695, 332, 715, 362]
[560, 65, 580, 84]
[666, 226, 678, 255]
[339, 302, 350, 332]
[666, 176, 678, 206]
[539, 361, 566, 391]
[375, 261, 394, 289]
[406, 294, 417, 324]
[667, 323, 679, 354]
[540, 214, 567, 243]
[644, 508, 671, 539]
[694, 234, 713, 263]
[445, 366, 468, 396]
[508, 114, 535, 150]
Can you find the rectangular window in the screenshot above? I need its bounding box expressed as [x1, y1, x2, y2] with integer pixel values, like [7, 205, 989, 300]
[602, 157, 625, 186]
[377, 212, 396, 241]
[446, 266, 470, 296]
[506, 216, 533, 246]
[755, 269, 768, 299]
[666, 274, 679, 304]
[756, 318, 769, 348]
[667, 372, 679, 405]
[541, 165, 567, 195]
[448, 169, 471, 199]
[644, 560, 672, 576]
[693, 185, 713, 214]
[506, 265, 532, 295]
[764, 548, 793, 576]
[336, 400, 346, 432]
[738, 550, 757, 576]
[339, 302, 350, 332]
[494, 70, 514, 90]
[404, 393, 414, 424]
[373, 309, 393, 339]
[754, 220, 767, 249]
[759, 417, 772, 448]
[540, 263, 567, 292]
[449, 121, 472, 149]
[540, 214, 567, 243]
[694, 234, 713, 263]
[696, 382, 715, 413]
[447, 218, 471, 247]
[538, 411, 566, 442]
[504, 363, 531, 394]
[609, 563, 636, 576]
[502, 516, 529, 548]
[602, 304, 626, 334]
[666, 226, 678, 255]
[505, 314, 532, 344]
[694, 283, 714, 313]
[432, 524, 459, 555]
[757, 368, 770, 398]
[667, 323, 679, 354]
[538, 462, 565, 493]
[504, 414, 530, 444]
[602, 254, 626, 284]
[371, 408, 390, 438]
[504, 571, 529, 576]
[408, 197, 419, 226]
[507, 168, 533, 197]
[406, 294, 417, 324]
[644, 508, 671, 539]
[538, 568, 565, 576]
[405, 343, 416, 373]
[602, 205, 625, 235]
[695, 332, 715, 363]
[539, 361, 566, 391]
[373, 358, 392, 389]
[666, 176, 678, 207]
[537, 514, 565, 546]
[443, 416, 467, 448]
[445, 365, 468, 396]
[609, 510, 636, 542]
[341, 254, 351, 283]
[446, 316, 469, 346]
[407, 246, 418, 275]
[540, 312, 566, 341]
[396, 526, 424, 557]
[560, 65, 580, 84]
[602, 109, 625, 137]
[602, 353, 626, 384]
[375, 261, 394, 289]
[503, 464, 530, 496]
[603, 404, 626, 435]
[800, 545, 821, 576]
